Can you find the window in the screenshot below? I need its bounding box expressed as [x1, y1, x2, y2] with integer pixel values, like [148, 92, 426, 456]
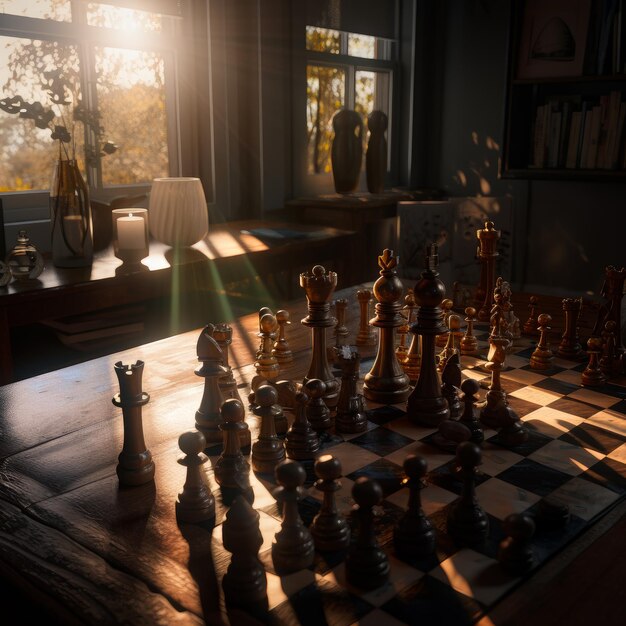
[0, 1, 186, 207]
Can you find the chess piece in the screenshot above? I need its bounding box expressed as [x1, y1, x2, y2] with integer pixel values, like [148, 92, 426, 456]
[305, 378, 332, 433]
[495, 404, 528, 446]
[333, 298, 349, 350]
[285, 390, 320, 460]
[476, 221, 500, 322]
[493, 277, 514, 346]
[407, 244, 450, 427]
[441, 353, 462, 418]
[497, 513, 537, 575]
[356, 288, 377, 346]
[345, 477, 390, 590]
[363, 249, 412, 404]
[310, 454, 351, 552]
[195, 325, 228, 446]
[479, 332, 510, 428]
[436, 299, 454, 347]
[592, 265, 625, 361]
[438, 313, 461, 372]
[222, 495, 268, 616]
[393, 455, 436, 559]
[401, 290, 421, 382]
[460, 306, 479, 355]
[433, 418, 472, 452]
[214, 399, 252, 492]
[300, 265, 340, 408]
[459, 379, 484, 444]
[557, 297, 584, 359]
[581, 336, 607, 387]
[396, 305, 410, 361]
[504, 287, 521, 341]
[254, 312, 280, 383]
[213, 323, 242, 402]
[112, 360, 154, 487]
[175, 430, 216, 524]
[599, 320, 619, 376]
[251, 385, 286, 474]
[523, 295, 539, 335]
[271, 459, 315, 575]
[446, 441, 489, 547]
[273, 309, 294, 364]
[335, 347, 368, 434]
[530, 314, 554, 370]
[251, 378, 288, 436]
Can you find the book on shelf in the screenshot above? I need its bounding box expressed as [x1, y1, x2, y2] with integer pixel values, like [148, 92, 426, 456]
[565, 111, 583, 169]
[579, 107, 595, 169]
[586, 105, 603, 168]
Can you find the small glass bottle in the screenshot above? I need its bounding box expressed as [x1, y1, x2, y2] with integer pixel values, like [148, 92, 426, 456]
[6, 229, 44, 281]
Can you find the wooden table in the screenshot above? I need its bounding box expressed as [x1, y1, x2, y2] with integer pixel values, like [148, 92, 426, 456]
[0, 283, 624, 625]
[0, 220, 355, 385]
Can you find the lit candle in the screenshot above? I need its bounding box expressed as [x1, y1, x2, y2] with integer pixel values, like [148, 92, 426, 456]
[117, 214, 146, 250]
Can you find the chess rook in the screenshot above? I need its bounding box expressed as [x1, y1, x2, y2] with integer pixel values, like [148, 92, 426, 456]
[112, 360, 154, 487]
[476, 221, 500, 322]
[356, 289, 377, 346]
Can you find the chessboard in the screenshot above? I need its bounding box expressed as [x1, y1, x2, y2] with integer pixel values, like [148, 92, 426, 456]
[203, 321, 626, 626]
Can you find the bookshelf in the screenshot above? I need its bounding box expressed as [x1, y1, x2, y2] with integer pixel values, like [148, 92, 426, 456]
[501, 0, 626, 181]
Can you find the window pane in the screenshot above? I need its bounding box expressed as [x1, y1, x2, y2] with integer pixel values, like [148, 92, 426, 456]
[348, 33, 375, 59]
[1, 0, 71, 21]
[0, 36, 82, 191]
[306, 64, 344, 175]
[306, 26, 341, 54]
[86, 3, 163, 33]
[95, 47, 168, 185]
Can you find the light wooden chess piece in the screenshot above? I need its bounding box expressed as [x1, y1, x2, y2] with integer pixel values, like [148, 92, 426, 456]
[523, 296, 539, 335]
[254, 312, 280, 383]
[438, 313, 461, 372]
[112, 360, 154, 487]
[557, 297, 583, 360]
[479, 331, 510, 428]
[581, 336, 607, 387]
[530, 314, 554, 370]
[402, 290, 421, 382]
[213, 323, 242, 402]
[273, 309, 293, 364]
[476, 221, 500, 322]
[436, 298, 454, 347]
[356, 289, 377, 346]
[460, 306, 479, 355]
[175, 430, 216, 525]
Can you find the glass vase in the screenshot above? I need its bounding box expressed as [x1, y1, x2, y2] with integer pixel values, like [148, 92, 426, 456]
[50, 158, 93, 267]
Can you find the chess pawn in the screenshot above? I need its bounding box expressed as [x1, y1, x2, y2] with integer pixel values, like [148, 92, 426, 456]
[285, 390, 320, 460]
[599, 320, 618, 376]
[402, 289, 421, 382]
[310, 454, 351, 552]
[523, 295, 539, 335]
[222, 495, 268, 616]
[213, 323, 242, 403]
[251, 385, 286, 474]
[393, 455, 436, 559]
[460, 306, 479, 355]
[530, 314, 554, 370]
[254, 312, 280, 383]
[305, 378, 332, 433]
[214, 399, 251, 493]
[581, 336, 607, 387]
[175, 430, 216, 524]
[356, 289, 377, 346]
[273, 309, 294, 364]
[557, 298, 584, 360]
[438, 313, 461, 372]
[112, 360, 155, 487]
[333, 298, 349, 349]
[335, 348, 368, 434]
[345, 477, 390, 590]
[271, 459, 315, 575]
[446, 441, 489, 547]
[436, 299, 454, 347]
[497, 513, 537, 576]
[459, 379, 484, 444]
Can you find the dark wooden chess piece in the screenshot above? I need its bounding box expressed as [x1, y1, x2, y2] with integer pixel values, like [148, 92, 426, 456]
[497, 513, 537, 575]
[271, 459, 315, 575]
[460, 306, 479, 355]
[335, 346, 368, 433]
[438, 313, 461, 373]
[363, 249, 412, 404]
[523, 295, 539, 335]
[112, 360, 155, 487]
[285, 390, 320, 460]
[254, 312, 280, 385]
[273, 309, 294, 364]
[479, 330, 510, 428]
[393, 455, 436, 559]
[214, 399, 251, 493]
[345, 477, 390, 590]
[305, 378, 332, 433]
[333, 298, 349, 351]
[434, 418, 472, 451]
[459, 379, 484, 444]
[530, 313, 555, 370]
[557, 297, 583, 359]
[213, 323, 242, 402]
[495, 404, 528, 446]
[222, 495, 268, 617]
[356, 288, 377, 346]
[300, 265, 340, 408]
[436, 298, 454, 348]
[441, 352, 462, 418]
[251, 384, 286, 474]
[310, 454, 351, 552]
[476, 221, 500, 322]
[175, 430, 216, 524]
[599, 320, 618, 376]
[406, 243, 450, 427]
[446, 441, 489, 547]
[581, 336, 607, 387]
[592, 265, 625, 363]
[195, 325, 228, 446]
